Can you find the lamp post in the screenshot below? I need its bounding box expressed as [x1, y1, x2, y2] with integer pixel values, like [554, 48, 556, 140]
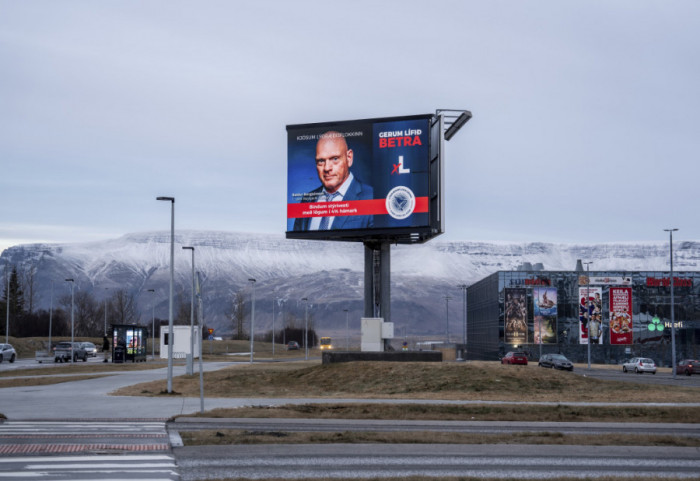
[148, 289, 155, 359]
[183, 246, 195, 375]
[343, 308, 349, 350]
[664, 228, 679, 379]
[458, 284, 468, 359]
[583, 261, 593, 369]
[156, 196, 175, 393]
[443, 295, 452, 343]
[248, 278, 256, 364]
[48, 282, 53, 352]
[302, 297, 309, 360]
[272, 299, 276, 357]
[5, 270, 9, 344]
[65, 278, 75, 364]
[104, 287, 109, 336]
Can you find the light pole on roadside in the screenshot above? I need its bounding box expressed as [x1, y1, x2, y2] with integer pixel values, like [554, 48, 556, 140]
[458, 284, 468, 359]
[156, 196, 175, 393]
[583, 261, 593, 369]
[183, 246, 196, 375]
[148, 289, 155, 359]
[248, 278, 256, 364]
[5, 270, 9, 344]
[443, 295, 452, 343]
[664, 228, 679, 379]
[343, 308, 349, 350]
[302, 297, 309, 360]
[104, 287, 109, 336]
[65, 278, 75, 364]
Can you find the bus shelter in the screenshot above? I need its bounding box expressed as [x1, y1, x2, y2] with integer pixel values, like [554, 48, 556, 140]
[110, 324, 148, 363]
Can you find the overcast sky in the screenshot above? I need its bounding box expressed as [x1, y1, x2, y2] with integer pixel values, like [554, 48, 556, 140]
[1, 0, 698, 254]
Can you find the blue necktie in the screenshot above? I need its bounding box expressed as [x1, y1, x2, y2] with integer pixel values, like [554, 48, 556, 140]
[319, 192, 340, 230]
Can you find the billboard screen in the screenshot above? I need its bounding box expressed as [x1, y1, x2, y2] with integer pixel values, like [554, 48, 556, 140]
[504, 288, 527, 345]
[286, 114, 441, 243]
[533, 287, 557, 344]
[579, 286, 603, 344]
[610, 287, 633, 345]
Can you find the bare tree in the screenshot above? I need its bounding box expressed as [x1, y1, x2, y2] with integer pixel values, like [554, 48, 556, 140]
[227, 291, 246, 340]
[61, 290, 100, 336]
[22, 264, 38, 313]
[110, 289, 139, 325]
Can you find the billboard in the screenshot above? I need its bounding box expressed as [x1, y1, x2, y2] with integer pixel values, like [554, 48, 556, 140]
[533, 287, 557, 344]
[504, 288, 527, 344]
[286, 114, 442, 243]
[610, 287, 633, 345]
[579, 286, 603, 344]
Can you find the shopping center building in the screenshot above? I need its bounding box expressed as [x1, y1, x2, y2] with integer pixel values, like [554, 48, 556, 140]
[466, 266, 700, 366]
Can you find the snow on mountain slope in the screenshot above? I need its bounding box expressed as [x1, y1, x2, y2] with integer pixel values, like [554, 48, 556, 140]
[1, 231, 698, 335]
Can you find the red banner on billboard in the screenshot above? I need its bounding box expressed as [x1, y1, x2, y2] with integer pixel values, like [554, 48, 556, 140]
[610, 287, 633, 345]
[287, 197, 428, 219]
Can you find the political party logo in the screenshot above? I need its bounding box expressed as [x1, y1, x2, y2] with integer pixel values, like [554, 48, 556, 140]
[390, 155, 411, 175]
[385, 186, 416, 220]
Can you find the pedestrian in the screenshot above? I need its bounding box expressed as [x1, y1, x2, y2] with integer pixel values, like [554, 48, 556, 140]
[102, 335, 110, 363]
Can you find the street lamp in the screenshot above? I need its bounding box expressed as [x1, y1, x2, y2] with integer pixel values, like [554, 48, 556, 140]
[583, 261, 593, 369]
[302, 297, 309, 360]
[343, 308, 349, 350]
[156, 196, 175, 393]
[443, 295, 452, 343]
[248, 278, 256, 364]
[103, 287, 109, 336]
[183, 246, 196, 375]
[4, 269, 9, 344]
[458, 284, 468, 359]
[148, 289, 155, 360]
[664, 228, 679, 379]
[65, 278, 75, 364]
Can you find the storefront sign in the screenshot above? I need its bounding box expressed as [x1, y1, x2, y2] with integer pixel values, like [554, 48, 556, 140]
[646, 277, 693, 287]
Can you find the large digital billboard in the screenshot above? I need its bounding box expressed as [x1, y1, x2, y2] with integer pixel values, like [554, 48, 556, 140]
[286, 114, 442, 243]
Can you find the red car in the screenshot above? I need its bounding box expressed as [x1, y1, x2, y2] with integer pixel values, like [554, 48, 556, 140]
[677, 359, 700, 376]
[501, 351, 528, 365]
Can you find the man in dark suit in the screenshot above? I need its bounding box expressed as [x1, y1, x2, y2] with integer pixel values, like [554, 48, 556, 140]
[293, 131, 374, 231]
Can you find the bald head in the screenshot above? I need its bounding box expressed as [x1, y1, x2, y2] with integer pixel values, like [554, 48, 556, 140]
[315, 131, 353, 193]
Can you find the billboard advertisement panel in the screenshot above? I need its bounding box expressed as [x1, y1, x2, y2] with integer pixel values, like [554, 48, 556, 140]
[286, 115, 439, 242]
[579, 286, 603, 344]
[504, 288, 527, 345]
[610, 287, 633, 345]
[533, 287, 557, 344]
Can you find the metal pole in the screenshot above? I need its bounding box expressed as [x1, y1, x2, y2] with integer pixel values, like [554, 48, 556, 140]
[458, 284, 467, 357]
[583, 262, 593, 369]
[443, 296, 452, 343]
[157, 196, 175, 393]
[104, 288, 108, 336]
[183, 247, 195, 374]
[196, 271, 204, 413]
[5, 271, 9, 344]
[248, 278, 256, 364]
[665, 228, 678, 379]
[302, 297, 309, 360]
[48, 282, 53, 353]
[344, 308, 349, 350]
[65, 279, 75, 364]
[272, 299, 276, 357]
[148, 289, 155, 359]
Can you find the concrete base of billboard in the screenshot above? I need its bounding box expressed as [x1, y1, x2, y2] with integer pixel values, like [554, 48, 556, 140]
[322, 351, 442, 364]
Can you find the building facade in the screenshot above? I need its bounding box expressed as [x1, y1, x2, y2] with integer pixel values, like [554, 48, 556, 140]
[466, 271, 700, 366]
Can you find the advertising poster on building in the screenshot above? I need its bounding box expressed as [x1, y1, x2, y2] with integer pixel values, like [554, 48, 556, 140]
[610, 287, 633, 345]
[533, 287, 557, 344]
[579, 286, 603, 345]
[504, 288, 527, 345]
[286, 116, 431, 235]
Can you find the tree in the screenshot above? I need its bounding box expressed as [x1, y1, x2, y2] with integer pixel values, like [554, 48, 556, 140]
[227, 291, 246, 340]
[110, 289, 139, 325]
[61, 290, 100, 337]
[2, 266, 25, 316]
[22, 264, 38, 313]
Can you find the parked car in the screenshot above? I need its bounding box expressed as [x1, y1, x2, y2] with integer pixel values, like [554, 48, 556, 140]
[622, 357, 656, 374]
[80, 342, 98, 357]
[501, 351, 528, 365]
[677, 359, 700, 376]
[54, 342, 88, 363]
[0, 343, 17, 363]
[538, 353, 574, 371]
[287, 341, 300, 351]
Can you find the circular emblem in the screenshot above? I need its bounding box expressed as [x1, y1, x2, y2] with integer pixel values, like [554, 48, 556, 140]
[385, 186, 416, 220]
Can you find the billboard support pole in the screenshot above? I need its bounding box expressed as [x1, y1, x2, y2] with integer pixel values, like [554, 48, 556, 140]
[364, 241, 391, 351]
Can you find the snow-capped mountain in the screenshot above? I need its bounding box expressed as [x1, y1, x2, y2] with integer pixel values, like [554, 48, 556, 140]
[1, 231, 698, 337]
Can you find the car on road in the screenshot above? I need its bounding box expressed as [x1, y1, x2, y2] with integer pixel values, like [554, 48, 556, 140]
[54, 342, 88, 363]
[677, 359, 700, 376]
[287, 341, 300, 350]
[501, 351, 528, 365]
[0, 343, 17, 363]
[80, 342, 98, 357]
[538, 353, 574, 371]
[622, 357, 656, 374]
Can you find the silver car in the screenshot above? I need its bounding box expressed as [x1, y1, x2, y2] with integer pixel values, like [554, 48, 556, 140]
[0, 343, 17, 363]
[622, 357, 656, 374]
[80, 342, 98, 357]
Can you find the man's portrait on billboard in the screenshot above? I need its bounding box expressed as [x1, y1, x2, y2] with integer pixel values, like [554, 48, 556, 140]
[292, 131, 374, 231]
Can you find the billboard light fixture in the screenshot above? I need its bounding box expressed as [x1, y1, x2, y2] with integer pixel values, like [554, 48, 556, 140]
[437, 109, 472, 141]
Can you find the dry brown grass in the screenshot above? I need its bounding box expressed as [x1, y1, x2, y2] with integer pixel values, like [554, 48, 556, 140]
[194, 402, 699, 424]
[114, 361, 699, 403]
[180, 429, 700, 447]
[0, 375, 107, 388]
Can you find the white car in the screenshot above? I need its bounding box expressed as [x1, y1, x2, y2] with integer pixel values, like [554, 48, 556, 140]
[80, 342, 98, 357]
[622, 357, 656, 374]
[0, 343, 17, 363]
